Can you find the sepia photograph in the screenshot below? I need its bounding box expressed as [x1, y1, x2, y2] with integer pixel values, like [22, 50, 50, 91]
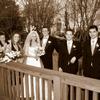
[0, 0, 100, 100]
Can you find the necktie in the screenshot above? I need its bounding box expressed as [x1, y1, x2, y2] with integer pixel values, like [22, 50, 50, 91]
[67, 41, 72, 54]
[42, 37, 48, 48]
[91, 40, 95, 55]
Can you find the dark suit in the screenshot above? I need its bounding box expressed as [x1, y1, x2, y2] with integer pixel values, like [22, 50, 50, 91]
[56, 39, 82, 74]
[40, 36, 56, 69]
[83, 38, 100, 79]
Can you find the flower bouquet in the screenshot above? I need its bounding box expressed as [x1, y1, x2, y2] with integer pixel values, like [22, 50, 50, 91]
[37, 47, 45, 56]
[0, 51, 21, 63]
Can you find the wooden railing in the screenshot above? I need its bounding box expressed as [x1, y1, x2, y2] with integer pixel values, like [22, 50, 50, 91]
[0, 62, 100, 100]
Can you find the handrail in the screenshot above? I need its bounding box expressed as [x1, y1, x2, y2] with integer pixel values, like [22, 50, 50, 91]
[0, 62, 100, 100]
[0, 62, 100, 92]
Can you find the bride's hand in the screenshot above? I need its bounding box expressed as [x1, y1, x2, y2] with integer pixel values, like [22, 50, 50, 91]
[38, 47, 45, 56]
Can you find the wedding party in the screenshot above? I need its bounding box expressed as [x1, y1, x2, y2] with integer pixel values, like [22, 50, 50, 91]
[0, 0, 100, 100]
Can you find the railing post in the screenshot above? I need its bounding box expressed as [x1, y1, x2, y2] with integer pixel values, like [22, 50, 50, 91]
[93, 91, 98, 100]
[0, 67, 4, 95]
[53, 76, 61, 100]
[76, 87, 81, 100]
[0, 67, 9, 97]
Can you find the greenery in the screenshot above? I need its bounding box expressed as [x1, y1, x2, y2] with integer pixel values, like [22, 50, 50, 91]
[0, 0, 99, 41]
[65, 0, 100, 42]
[22, 0, 56, 35]
[0, 0, 24, 38]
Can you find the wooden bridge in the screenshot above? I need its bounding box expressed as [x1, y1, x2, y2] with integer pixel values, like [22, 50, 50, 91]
[0, 62, 100, 100]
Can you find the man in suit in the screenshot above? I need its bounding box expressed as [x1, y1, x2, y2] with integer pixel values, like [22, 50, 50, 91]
[83, 25, 100, 79]
[40, 27, 56, 69]
[57, 29, 82, 74]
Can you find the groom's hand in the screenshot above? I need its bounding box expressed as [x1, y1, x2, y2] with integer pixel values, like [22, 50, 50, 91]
[70, 57, 76, 64]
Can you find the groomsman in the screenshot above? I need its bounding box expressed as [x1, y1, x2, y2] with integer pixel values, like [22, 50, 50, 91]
[40, 27, 56, 69]
[83, 25, 100, 79]
[57, 29, 82, 74]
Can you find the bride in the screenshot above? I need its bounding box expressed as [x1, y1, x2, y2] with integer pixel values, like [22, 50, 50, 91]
[23, 29, 44, 99]
[23, 29, 43, 67]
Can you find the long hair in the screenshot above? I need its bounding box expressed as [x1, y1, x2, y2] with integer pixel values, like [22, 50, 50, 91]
[23, 30, 40, 55]
[0, 31, 8, 46]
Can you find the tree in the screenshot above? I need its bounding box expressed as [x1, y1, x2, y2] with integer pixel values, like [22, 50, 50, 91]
[65, 0, 100, 41]
[20, 0, 55, 34]
[0, 0, 24, 38]
[19, 0, 65, 36]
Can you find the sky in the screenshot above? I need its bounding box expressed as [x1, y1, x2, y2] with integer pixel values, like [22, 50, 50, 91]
[15, 0, 24, 10]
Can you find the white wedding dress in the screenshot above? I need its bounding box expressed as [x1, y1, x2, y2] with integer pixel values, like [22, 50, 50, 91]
[25, 46, 42, 67]
[23, 46, 43, 100]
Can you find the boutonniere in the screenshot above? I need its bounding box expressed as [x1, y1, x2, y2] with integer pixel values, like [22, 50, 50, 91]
[73, 45, 76, 48]
[96, 43, 99, 48]
[48, 41, 51, 44]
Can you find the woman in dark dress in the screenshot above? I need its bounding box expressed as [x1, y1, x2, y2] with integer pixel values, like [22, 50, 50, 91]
[9, 32, 23, 62]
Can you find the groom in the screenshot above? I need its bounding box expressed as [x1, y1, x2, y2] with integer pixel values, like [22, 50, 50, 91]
[40, 26, 56, 70]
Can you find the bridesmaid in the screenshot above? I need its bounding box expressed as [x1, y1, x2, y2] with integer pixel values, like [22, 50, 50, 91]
[7, 32, 23, 63]
[0, 31, 9, 58]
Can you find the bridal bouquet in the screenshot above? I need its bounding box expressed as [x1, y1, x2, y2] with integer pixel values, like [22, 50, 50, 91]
[0, 51, 21, 63]
[36, 47, 45, 57]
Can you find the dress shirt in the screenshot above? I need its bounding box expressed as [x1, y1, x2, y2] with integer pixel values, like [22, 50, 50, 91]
[91, 37, 97, 55]
[42, 36, 49, 48]
[67, 40, 73, 54]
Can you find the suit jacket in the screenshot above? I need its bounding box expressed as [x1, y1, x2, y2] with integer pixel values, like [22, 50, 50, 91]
[83, 38, 100, 79]
[40, 36, 56, 69]
[56, 39, 82, 74]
